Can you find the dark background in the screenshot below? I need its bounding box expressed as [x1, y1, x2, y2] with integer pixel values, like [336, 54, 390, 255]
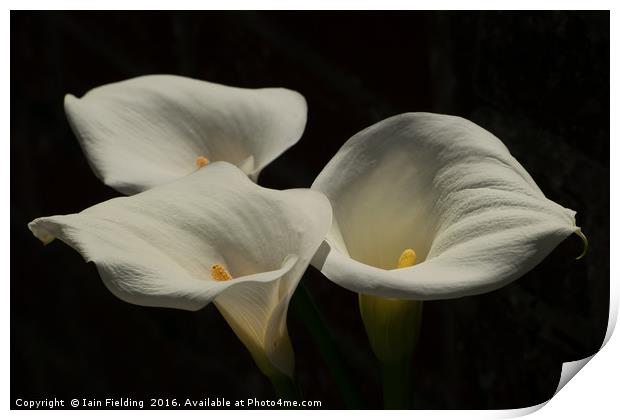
[11, 11, 609, 409]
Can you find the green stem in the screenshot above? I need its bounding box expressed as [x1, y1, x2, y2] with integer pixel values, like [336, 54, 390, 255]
[359, 295, 422, 410]
[291, 283, 364, 409]
[269, 374, 301, 403]
[382, 358, 412, 409]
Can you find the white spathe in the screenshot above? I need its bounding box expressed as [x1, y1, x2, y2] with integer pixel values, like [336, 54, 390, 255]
[29, 162, 331, 378]
[311, 113, 581, 300]
[64, 75, 307, 194]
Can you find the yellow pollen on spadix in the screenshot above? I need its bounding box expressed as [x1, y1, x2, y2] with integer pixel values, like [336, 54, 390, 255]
[211, 264, 232, 281]
[196, 156, 210, 169]
[396, 249, 417, 268]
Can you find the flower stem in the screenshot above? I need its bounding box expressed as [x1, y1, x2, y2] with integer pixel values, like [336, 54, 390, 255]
[382, 358, 412, 409]
[268, 373, 301, 403]
[359, 294, 422, 410]
[291, 282, 364, 408]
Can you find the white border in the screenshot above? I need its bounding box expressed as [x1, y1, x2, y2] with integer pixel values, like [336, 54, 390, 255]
[5, 3, 616, 419]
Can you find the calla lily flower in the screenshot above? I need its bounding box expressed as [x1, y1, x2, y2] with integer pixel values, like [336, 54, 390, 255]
[311, 112, 585, 300]
[28, 162, 332, 379]
[64, 75, 307, 194]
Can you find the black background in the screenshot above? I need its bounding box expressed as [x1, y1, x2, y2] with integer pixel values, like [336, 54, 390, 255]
[11, 11, 609, 409]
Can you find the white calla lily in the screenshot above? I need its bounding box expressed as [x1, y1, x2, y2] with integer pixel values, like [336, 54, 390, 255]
[64, 75, 307, 194]
[29, 162, 331, 378]
[311, 112, 584, 300]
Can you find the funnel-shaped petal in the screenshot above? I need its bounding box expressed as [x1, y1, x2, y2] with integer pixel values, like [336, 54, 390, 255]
[64, 75, 307, 194]
[312, 113, 581, 300]
[29, 162, 331, 377]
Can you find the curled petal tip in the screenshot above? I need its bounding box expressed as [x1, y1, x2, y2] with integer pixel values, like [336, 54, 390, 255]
[575, 228, 589, 260]
[63, 93, 79, 108]
[28, 221, 55, 245]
